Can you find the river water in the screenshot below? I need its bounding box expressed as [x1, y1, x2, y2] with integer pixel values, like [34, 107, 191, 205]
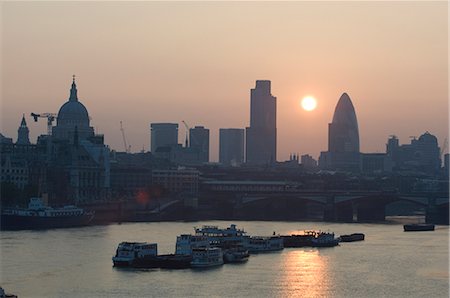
[1, 221, 448, 297]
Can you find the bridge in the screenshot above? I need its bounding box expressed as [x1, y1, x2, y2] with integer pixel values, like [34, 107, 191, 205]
[228, 191, 449, 224]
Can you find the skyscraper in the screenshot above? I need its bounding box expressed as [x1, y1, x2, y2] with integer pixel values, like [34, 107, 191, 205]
[150, 123, 178, 153]
[219, 128, 244, 166]
[16, 114, 30, 145]
[319, 93, 360, 171]
[189, 126, 209, 163]
[245, 80, 277, 165]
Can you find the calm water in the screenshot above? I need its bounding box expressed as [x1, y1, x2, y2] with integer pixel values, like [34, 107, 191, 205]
[1, 221, 448, 297]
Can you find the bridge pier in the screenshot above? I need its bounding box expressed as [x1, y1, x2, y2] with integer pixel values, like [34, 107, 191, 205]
[426, 197, 439, 224]
[323, 196, 336, 222]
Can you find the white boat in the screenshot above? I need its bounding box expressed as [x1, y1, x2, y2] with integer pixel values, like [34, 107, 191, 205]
[175, 234, 210, 255]
[246, 236, 284, 253]
[1, 197, 94, 230]
[195, 224, 249, 247]
[190, 247, 224, 268]
[112, 242, 158, 267]
[223, 246, 250, 263]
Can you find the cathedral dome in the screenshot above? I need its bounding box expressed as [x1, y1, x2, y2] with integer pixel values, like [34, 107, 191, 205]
[56, 79, 90, 127]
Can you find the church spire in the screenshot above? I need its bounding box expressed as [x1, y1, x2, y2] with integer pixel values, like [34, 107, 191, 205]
[69, 75, 78, 102]
[17, 114, 30, 145]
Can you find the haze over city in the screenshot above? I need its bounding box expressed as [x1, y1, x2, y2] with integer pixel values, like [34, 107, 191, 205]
[2, 1, 448, 161]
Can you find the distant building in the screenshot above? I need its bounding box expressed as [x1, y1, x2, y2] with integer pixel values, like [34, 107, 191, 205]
[360, 153, 393, 174]
[109, 152, 153, 198]
[45, 78, 110, 204]
[52, 78, 95, 141]
[17, 115, 30, 145]
[444, 153, 449, 177]
[246, 80, 277, 165]
[189, 126, 209, 163]
[386, 132, 441, 175]
[152, 168, 199, 196]
[301, 154, 317, 169]
[150, 123, 179, 153]
[219, 128, 244, 166]
[319, 93, 360, 172]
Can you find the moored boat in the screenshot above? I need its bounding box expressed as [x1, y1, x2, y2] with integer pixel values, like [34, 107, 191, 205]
[246, 236, 284, 253]
[223, 246, 250, 263]
[403, 224, 435, 232]
[190, 247, 224, 268]
[1, 197, 94, 230]
[112, 242, 158, 267]
[339, 233, 365, 242]
[311, 231, 339, 247]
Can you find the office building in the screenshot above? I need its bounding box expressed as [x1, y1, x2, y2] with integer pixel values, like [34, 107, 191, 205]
[150, 123, 178, 153]
[219, 128, 244, 166]
[189, 126, 209, 163]
[245, 80, 277, 165]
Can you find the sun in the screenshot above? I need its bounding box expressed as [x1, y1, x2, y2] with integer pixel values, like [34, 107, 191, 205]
[301, 96, 317, 111]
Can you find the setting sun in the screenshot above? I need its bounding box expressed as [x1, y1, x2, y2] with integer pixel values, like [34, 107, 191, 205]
[301, 96, 317, 111]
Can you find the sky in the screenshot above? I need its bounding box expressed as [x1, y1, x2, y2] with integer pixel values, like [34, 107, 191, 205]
[1, 1, 448, 161]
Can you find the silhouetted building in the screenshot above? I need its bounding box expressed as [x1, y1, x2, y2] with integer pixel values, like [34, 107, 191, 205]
[319, 93, 360, 172]
[219, 128, 244, 166]
[386, 132, 441, 175]
[360, 153, 393, 174]
[152, 168, 199, 196]
[109, 151, 153, 198]
[150, 123, 178, 153]
[17, 115, 30, 145]
[246, 80, 277, 165]
[44, 78, 110, 203]
[444, 153, 449, 177]
[52, 78, 95, 141]
[189, 126, 209, 163]
[301, 154, 317, 169]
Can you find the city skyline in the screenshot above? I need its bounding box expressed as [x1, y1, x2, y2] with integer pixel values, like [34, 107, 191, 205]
[2, 1, 448, 161]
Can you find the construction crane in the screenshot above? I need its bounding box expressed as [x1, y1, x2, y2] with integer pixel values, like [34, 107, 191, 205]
[31, 112, 57, 135]
[120, 121, 131, 153]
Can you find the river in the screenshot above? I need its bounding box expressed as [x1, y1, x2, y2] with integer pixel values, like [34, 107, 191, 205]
[1, 221, 448, 297]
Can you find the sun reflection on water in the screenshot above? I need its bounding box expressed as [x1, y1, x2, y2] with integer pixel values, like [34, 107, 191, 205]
[277, 249, 331, 298]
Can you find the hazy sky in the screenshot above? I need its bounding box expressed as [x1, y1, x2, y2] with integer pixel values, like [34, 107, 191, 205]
[1, 1, 448, 161]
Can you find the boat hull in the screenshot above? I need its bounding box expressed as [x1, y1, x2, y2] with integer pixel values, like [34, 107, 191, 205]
[339, 233, 365, 242]
[1, 213, 94, 230]
[403, 224, 435, 232]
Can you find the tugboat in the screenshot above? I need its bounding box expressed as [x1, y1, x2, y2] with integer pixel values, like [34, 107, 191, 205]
[190, 247, 224, 268]
[1, 197, 94, 230]
[403, 224, 435, 232]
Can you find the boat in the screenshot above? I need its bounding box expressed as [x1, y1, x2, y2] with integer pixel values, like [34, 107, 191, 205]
[403, 224, 435, 232]
[339, 233, 365, 242]
[194, 224, 250, 248]
[1, 197, 94, 230]
[246, 236, 284, 253]
[311, 231, 339, 247]
[281, 231, 317, 247]
[0, 287, 17, 298]
[223, 246, 250, 263]
[113, 242, 192, 269]
[112, 242, 159, 267]
[175, 234, 210, 255]
[190, 247, 224, 268]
